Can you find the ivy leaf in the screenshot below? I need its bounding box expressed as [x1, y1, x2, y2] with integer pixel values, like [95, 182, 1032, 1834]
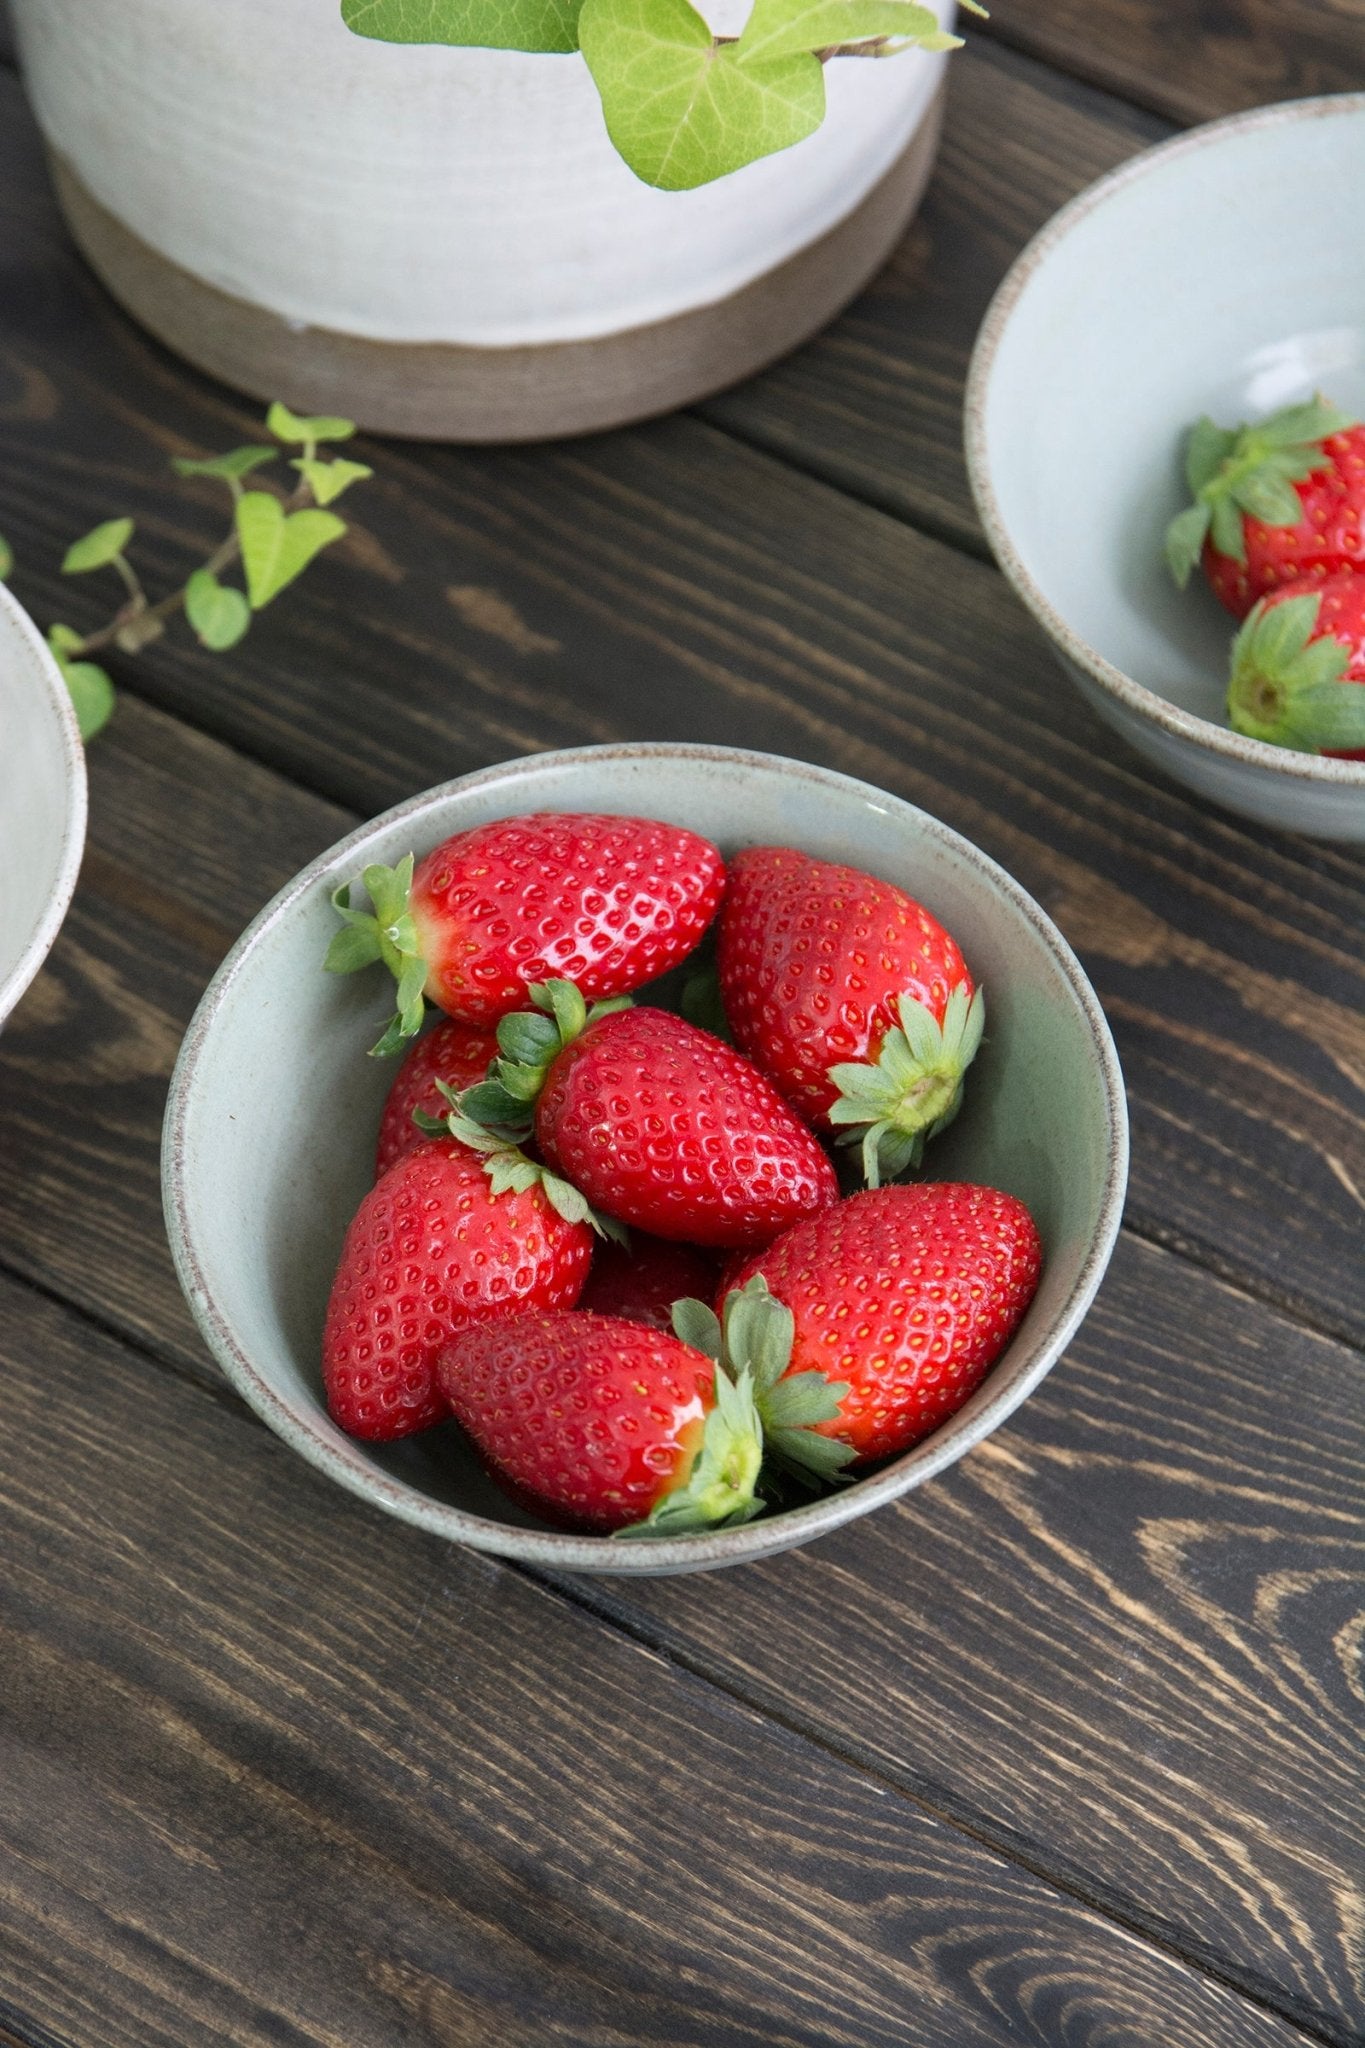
[292, 456, 374, 505]
[737, 0, 943, 61]
[184, 568, 252, 650]
[235, 492, 346, 609]
[0, 533, 12, 581]
[172, 445, 277, 481]
[62, 517, 135, 574]
[57, 658, 116, 741]
[266, 401, 357, 446]
[341, 0, 584, 52]
[579, 0, 824, 190]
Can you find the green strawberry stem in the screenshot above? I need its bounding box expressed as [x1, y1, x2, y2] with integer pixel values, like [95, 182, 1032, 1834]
[1227, 593, 1365, 753]
[672, 1276, 855, 1487]
[323, 855, 428, 1057]
[1165, 396, 1358, 588]
[616, 1365, 766, 1538]
[457, 978, 633, 1141]
[826, 982, 984, 1189]
[428, 1100, 628, 1244]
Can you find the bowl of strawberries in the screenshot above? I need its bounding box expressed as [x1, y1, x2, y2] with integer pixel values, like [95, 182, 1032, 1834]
[965, 92, 1365, 841]
[163, 744, 1128, 1574]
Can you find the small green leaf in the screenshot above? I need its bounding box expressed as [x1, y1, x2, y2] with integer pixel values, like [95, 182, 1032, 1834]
[0, 533, 12, 582]
[184, 568, 251, 650]
[323, 923, 384, 974]
[47, 624, 85, 656]
[291, 456, 374, 506]
[342, 0, 584, 51]
[172, 445, 277, 481]
[737, 0, 939, 61]
[579, 0, 824, 191]
[235, 492, 345, 608]
[62, 517, 135, 575]
[266, 401, 357, 445]
[59, 659, 116, 741]
[1164, 502, 1211, 588]
[672, 1297, 722, 1362]
[1183, 416, 1237, 496]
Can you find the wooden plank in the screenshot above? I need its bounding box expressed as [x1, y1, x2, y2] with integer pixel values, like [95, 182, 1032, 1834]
[978, 0, 1365, 128]
[0, 1270, 1312, 2048]
[569, 1230, 1365, 2042]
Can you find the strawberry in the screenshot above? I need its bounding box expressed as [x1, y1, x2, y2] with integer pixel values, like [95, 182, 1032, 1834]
[436, 1311, 766, 1535]
[454, 980, 840, 1249]
[715, 845, 982, 1186]
[577, 1233, 718, 1332]
[374, 1017, 499, 1178]
[1165, 397, 1365, 617]
[325, 811, 726, 1054]
[322, 1136, 596, 1440]
[719, 1183, 1042, 1468]
[1226, 573, 1365, 759]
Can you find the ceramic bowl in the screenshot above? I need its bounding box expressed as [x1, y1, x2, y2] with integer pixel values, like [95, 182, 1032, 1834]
[965, 93, 1365, 842]
[0, 583, 87, 1027]
[162, 745, 1128, 1576]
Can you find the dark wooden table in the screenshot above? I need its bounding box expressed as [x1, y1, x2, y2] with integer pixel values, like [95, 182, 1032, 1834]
[2, 7, 1362, 2045]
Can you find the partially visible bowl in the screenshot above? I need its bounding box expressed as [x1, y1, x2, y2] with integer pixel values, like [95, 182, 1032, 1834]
[965, 93, 1365, 842]
[0, 583, 87, 1026]
[162, 745, 1128, 1576]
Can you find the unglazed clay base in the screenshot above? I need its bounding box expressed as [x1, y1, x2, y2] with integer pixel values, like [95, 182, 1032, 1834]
[48, 92, 943, 443]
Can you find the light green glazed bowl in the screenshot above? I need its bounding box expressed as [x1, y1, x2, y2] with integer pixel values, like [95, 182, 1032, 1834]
[0, 584, 86, 1026]
[162, 746, 1128, 1575]
[966, 94, 1365, 842]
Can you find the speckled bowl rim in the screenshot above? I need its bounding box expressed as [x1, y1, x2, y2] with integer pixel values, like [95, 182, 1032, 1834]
[0, 583, 87, 1025]
[964, 91, 1365, 794]
[162, 743, 1129, 1576]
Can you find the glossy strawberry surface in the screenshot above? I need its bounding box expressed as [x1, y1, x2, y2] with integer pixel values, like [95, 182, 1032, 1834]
[534, 1006, 840, 1248]
[322, 1139, 593, 1441]
[716, 846, 972, 1129]
[410, 812, 725, 1026]
[437, 1312, 716, 1532]
[729, 1182, 1042, 1465]
[374, 1017, 499, 1178]
[577, 1233, 718, 1333]
[1205, 424, 1365, 618]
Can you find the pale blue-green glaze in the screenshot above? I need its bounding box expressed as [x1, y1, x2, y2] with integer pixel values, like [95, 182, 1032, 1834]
[966, 94, 1365, 842]
[162, 746, 1128, 1576]
[0, 584, 87, 1026]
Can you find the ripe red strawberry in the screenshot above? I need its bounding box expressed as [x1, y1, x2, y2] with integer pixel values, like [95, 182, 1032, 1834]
[437, 1311, 765, 1535]
[725, 1183, 1042, 1468]
[455, 980, 840, 1248]
[322, 1137, 594, 1441]
[1166, 397, 1365, 617]
[715, 845, 982, 1186]
[577, 1233, 718, 1332]
[374, 1017, 498, 1178]
[1226, 572, 1365, 759]
[325, 811, 726, 1054]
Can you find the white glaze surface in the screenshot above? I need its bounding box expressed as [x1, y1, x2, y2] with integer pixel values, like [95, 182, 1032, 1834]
[0, 584, 87, 1026]
[14, 0, 952, 346]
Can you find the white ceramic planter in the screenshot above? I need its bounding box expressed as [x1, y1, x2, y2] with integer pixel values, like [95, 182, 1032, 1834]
[14, 0, 955, 439]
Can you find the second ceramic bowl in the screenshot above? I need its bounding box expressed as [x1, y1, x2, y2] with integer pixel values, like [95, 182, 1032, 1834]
[163, 746, 1128, 1576]
[0, 583, 87, 1026]
[966, 93, 1365, 841]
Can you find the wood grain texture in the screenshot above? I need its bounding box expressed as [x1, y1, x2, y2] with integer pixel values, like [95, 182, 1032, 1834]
[979, 0, 1365, 127]
[0, 1270, 1316, 2048]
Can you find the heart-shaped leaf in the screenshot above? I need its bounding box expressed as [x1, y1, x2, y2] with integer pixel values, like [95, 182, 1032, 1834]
[738, 0, 942, 62]
[172, 446, 277, 482]
[55, 656, 116, 740]
[265, 401, 356, 446]
[292, 456, 374, 505]
[0, 533, 12, 581]
[62, 517, 134, 575]
[235, 493, 346, 609]
[341, 0, 584, 51]
[185, 568, 252, 650]
[579, 0, 824, 190]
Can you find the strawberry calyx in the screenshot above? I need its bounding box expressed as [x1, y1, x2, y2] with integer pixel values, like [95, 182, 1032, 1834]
[420, 1091, 628, 1244]
[617, 1363, 767, 1539]
[1227, 592, 1365, 753]
[825, 982, 984, 1189]
[1165, 397, 1358, 588]
[455, 977, 633, 1143]
[672, 1276, 856, 1487]
[323, 854, 429, 1058]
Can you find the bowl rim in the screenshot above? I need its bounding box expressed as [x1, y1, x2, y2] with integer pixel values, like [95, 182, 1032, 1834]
[963, 90, 1365, 793]
[0, 583, 88, 1024]
[162, 742, 1130, 1574]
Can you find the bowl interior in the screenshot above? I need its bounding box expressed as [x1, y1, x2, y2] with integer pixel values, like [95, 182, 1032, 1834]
[0, 587, 87, 1024]
[976, 100, 1365, 733]
[165, 749, 1126, 1572]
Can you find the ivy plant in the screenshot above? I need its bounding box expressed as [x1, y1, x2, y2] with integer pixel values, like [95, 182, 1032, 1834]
[0, 403, 371, 741]
[341, 0, 984, 190]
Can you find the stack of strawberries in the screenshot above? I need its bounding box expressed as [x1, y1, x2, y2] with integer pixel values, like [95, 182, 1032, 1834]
[1166, 397, 1365, 758]
[320, 812, 1042, 1539]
